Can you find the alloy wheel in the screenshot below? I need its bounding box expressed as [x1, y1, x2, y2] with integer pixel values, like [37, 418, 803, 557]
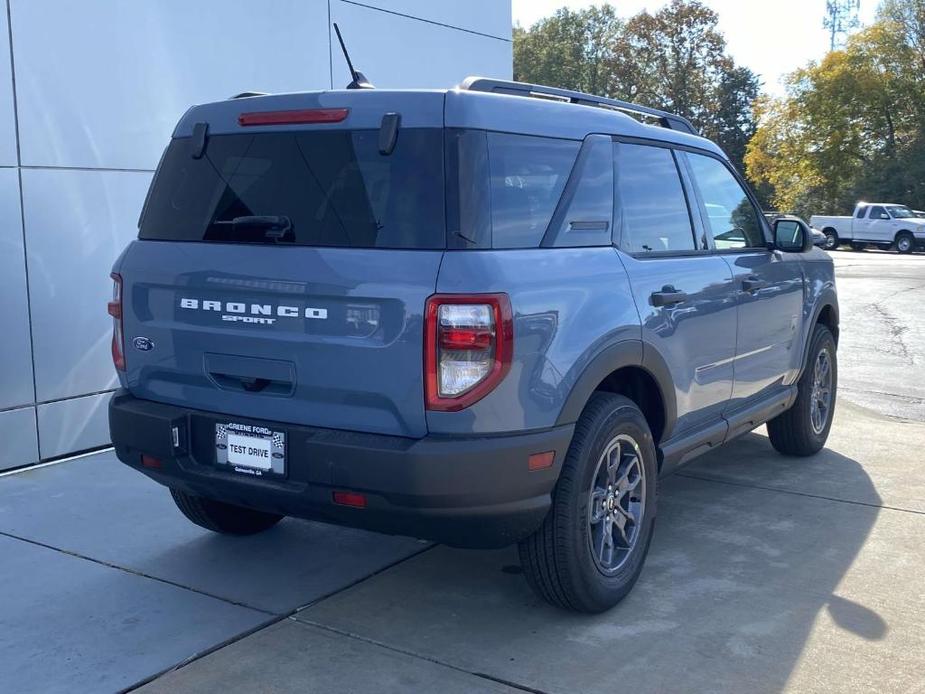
[587, 434, 646, 575]
[810, 348, 833, 435]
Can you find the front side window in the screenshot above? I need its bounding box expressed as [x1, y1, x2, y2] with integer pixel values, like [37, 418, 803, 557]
[687, 153, 765, 250]
[886, 205, 914, 219]
[486, 133, 580, 248]
[616, 143, 696, 253]
[869, 205, 888, 220]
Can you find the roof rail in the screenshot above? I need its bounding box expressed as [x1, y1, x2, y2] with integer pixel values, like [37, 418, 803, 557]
[458, 77, 698, 136]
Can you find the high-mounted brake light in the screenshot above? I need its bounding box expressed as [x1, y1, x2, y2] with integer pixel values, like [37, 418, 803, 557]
[238, 108, 349, 127]
[108, 273, 125, 372]
[425, 294, 513, 412]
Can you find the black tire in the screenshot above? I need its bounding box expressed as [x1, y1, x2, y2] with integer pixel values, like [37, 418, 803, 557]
[170, 488, 284, 535]
[850, 242, 867, 252]
[767, 324, 837, 456]
[518, 393, 658, 613]
[823, 228, 839, 250]
[895, 231, 915, 255]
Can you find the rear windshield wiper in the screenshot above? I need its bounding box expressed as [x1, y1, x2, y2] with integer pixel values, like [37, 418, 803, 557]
[213, 215, 293, 241]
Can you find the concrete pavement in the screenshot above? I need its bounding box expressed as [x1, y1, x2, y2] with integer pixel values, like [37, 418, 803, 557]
[140, 405, 925, 694]
[0, 453, 426, 693]
[833, 250, 925, 422]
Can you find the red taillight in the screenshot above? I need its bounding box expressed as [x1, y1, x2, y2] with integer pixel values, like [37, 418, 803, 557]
[108, 273, 125, 372]
[439, 328, 493, 351]
[332, 491, 367, 508]
[238, 108, 349, 126]
[425, 294, 513, 412]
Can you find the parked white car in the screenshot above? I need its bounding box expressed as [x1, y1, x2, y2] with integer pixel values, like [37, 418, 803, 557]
[811, 203, 925, 254]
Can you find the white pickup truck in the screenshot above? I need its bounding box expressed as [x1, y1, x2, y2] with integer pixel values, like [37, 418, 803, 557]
[811, 203, 925, 254]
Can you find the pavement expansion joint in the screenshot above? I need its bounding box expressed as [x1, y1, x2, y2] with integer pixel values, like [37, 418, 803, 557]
[0, 528, 280, 615]
[294, 619, 552, 694]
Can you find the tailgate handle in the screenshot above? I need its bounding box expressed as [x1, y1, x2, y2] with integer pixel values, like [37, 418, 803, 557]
[208, 371, 293, 396]
[204, 353, 296, 397]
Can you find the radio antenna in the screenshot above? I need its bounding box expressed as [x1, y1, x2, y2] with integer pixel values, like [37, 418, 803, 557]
[333, 23, 375, 90]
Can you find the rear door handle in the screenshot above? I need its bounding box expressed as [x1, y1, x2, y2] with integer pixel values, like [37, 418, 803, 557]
[650, 286, 688, 307]
[742, 276, 769, 292]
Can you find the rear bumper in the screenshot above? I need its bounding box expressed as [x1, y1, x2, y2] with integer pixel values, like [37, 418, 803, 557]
[108, 390, 573, 548]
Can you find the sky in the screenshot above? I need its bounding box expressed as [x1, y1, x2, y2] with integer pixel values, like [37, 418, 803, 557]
[511, 0, 880, 95]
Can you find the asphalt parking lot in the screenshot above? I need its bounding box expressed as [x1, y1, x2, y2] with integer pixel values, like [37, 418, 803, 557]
[2, 250, 923, 694]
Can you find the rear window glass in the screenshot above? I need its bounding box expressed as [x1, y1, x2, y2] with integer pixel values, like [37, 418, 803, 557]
[486, 133, 579, 248]
[139, 129, 445, 249]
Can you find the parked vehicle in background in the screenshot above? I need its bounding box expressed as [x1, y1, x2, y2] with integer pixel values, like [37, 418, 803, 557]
[107, 77, 840, 613]
[811, 203, 925, 253]
[913, 210, 925, 218]
[764, 212, 826, 248]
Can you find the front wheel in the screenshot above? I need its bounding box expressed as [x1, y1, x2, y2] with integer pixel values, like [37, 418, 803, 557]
[767, 324, 837, 456]
[170, 489, 284, 535]
[519, 393, 658, 613]
[896, 232, 915, 254]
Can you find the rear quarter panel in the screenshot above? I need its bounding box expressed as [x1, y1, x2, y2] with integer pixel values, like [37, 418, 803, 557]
[428, 247, 640, 434]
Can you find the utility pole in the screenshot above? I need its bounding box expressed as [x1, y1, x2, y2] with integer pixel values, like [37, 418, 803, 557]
[824, 0, 861, 51]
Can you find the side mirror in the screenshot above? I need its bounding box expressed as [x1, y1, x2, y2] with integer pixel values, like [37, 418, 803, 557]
[773, 218, 813, 253]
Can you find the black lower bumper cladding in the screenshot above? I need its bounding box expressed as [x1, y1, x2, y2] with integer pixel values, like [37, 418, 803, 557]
[109, 390, 574, 548]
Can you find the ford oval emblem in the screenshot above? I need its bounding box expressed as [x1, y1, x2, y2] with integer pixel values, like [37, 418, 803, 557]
[133, 336, 155, 352]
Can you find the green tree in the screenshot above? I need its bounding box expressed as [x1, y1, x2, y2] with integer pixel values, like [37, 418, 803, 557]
[513, 5, 623, 97]
[746, 1, 925, 216]
[513, 1, 760, 175]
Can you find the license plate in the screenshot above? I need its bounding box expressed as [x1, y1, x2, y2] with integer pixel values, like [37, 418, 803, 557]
[215, 423, 285, 477]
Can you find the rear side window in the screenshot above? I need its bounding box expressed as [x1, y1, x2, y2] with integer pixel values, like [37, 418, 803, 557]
[686, 153, 765, 250]
[139, 129, 445, 249]
[855, 205, 868, 218]
[616, 143, 695, 253]
[546, 135, 614, 248]
[486, 133, 579, 248]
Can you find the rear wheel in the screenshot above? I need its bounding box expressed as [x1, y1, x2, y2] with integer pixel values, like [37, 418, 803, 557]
[767, 324, 837, 456]
[896, 232, 915, 254]
[170, 489, 284, 535]
[518, 393, 658, 613]
[823, 229, 839, 250]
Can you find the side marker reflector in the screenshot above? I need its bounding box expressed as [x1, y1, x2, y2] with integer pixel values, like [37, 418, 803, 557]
[141, 455, 162, 469]
[528, 451, 555, 471]
[333, 491, 367, 508]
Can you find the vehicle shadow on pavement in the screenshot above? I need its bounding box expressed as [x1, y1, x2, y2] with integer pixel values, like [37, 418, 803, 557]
[297, 432, 886, 694]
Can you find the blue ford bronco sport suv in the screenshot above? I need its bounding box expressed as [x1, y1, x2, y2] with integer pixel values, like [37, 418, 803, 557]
[108, 77, 838, 613]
